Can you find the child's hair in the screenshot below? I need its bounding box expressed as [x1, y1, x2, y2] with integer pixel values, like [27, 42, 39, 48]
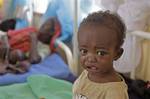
[79, 10, 126, 48]
[0, 18, 16, 32]
[38, 17, 57, 44]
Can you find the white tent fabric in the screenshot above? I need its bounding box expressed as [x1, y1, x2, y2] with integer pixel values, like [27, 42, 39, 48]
[100, 0, 124, 12]
[114, 0, 150, 73]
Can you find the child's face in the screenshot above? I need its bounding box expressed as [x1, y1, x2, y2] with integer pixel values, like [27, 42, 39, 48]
[78, 24, 122, 75]
[38, 19, 54, 44]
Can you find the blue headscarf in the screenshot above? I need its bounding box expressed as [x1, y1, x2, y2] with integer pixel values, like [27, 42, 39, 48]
[41, 0, 73, 43]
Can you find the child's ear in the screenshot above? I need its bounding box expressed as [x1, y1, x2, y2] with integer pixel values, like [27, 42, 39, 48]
[114, 48, 123, 61]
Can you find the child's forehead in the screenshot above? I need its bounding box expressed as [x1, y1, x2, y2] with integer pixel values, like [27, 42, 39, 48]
[78, 24, 118, 46]
[79, 24, 117, 37]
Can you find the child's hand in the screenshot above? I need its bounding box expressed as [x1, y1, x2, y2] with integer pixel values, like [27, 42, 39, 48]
[29, 55, 41, 64]
[16, 61, 30, 73]
[6, 61, 30, 74]
[8, 49, 26, 64]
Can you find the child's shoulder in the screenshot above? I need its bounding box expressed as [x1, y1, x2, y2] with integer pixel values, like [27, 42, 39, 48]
[104, 74, 128, 91]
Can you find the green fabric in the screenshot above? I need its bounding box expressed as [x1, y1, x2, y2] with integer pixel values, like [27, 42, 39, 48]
[0, 83, 37, 99]
[28, 75, 72, 99]
[0, 75, 72, 99]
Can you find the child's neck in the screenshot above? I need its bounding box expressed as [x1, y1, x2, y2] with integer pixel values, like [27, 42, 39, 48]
[87, 70, 121, 83]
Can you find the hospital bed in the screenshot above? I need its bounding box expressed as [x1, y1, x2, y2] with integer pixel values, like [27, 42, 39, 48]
[0, 26, 76, 85]
[0, 1, 76, 99]
[0, 21, 75, 99]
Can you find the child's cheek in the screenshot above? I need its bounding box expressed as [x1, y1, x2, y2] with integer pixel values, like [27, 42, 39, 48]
[80, 56, 86, 67]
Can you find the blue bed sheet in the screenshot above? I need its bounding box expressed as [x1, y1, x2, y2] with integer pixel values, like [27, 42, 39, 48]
[0, 53, 76, 85]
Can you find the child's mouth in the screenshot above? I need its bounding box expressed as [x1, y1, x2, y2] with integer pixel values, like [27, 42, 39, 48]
[86, 66, 98, 72]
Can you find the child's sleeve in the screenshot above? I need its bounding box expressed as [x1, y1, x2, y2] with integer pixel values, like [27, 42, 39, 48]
[105, 88, 129, 99]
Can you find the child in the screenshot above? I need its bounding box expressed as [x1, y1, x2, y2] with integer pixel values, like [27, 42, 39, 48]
[0, 17, 60, 74]
[73, 11, 129, 99]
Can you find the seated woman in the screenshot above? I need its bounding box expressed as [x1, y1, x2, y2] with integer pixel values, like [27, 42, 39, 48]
[0, 17, 61, 75]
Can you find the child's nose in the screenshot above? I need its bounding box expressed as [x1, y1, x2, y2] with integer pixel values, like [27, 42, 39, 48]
[87, 53, 97, 63]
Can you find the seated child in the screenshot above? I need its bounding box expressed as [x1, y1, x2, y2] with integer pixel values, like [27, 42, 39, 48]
[73, 11, 129, 99]
[0, 17, 60, 74]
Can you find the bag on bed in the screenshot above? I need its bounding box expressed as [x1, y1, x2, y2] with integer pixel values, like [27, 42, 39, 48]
[121, 74, 150, 99]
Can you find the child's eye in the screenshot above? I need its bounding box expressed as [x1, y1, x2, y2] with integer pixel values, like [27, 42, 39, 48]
[80, 49, 87, 55]
[96, 50, 108, 56]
